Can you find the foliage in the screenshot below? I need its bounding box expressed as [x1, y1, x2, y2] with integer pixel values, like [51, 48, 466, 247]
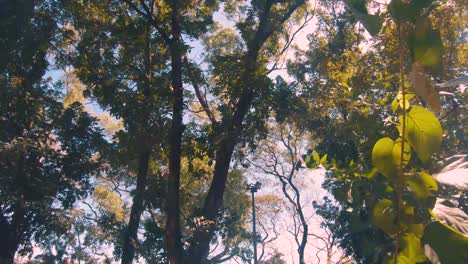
[0, 0, 106, 259]
[306, 0, 468, 263]
[1, 0, 466, 263]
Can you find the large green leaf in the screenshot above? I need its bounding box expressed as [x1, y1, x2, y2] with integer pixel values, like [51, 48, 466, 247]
[422, 221, 468, 264]
[372, 138, 398, 178]
[408, 19, 443, 68]
[373, 199, 398, 236]
[344, 0, 382, 36]
[398, 106, 442, 162]
[356, 14, 382, 37]
[392, 137, 411, 167]
[398, 233, 427, 263]
[388, 0, 436, 22]
[405, 171, 438, 198]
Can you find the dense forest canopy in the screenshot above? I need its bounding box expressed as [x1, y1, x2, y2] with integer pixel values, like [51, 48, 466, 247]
[0, 0, 466, 263]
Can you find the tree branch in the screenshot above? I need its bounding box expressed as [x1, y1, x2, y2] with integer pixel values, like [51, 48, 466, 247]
[184, 57, 217, 124]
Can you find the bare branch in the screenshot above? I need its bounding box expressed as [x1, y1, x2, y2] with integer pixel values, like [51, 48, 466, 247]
[184, 57, 217, 124]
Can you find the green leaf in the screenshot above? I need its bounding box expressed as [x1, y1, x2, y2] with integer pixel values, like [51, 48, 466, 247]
[399, 233, 427, 263]
[408, 20, 443, 68]
[398, 93, 415, 101]
[373, 199, 398, 236]
[313, 151, 320, 164]
[405, 171, 438, 198]
[399, 98, 410, 110]
[408, 223, 425, 238]
[392, 98, 399, 112]
[422, 221, 468, 264]
[372, 137, 397, 177]
[344, 0, 382, 36]
[398, 106, 443, 162]
[320, 154, 328, 165]
[357, 14, 382, 37]
[364, 167, 379, 179]
[392, 137, 411, 167]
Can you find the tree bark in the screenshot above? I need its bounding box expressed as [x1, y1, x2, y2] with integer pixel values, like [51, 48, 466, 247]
[121, 152, 150, 264]
[165, 1, 184, 263]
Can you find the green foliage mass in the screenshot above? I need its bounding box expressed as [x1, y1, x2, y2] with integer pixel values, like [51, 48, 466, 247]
[1, 0, 466, 263]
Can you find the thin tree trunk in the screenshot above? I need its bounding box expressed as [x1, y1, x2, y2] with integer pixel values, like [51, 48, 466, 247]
[165, 1, 184, 263]
[121, 152, 150, 264]
[291, 183, 308, 264]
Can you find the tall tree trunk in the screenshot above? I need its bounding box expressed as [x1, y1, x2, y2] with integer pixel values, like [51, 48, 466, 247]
[165, 1, 184, 263]
[185, 47, 260, 263]
[121, 152, 150, 264]
[298, 213, 308, 264]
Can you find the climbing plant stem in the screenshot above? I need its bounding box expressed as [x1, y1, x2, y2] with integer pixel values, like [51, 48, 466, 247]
[394, 20, 407, 264]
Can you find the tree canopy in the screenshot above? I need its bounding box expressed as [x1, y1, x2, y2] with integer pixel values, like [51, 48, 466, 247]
[1, 0, 466, 263]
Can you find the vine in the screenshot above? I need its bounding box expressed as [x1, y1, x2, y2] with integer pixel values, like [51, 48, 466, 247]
[394, 18, 406, 262]
[311, 0, 468, 263]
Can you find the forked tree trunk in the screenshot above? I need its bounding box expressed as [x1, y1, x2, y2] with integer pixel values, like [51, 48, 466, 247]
[175, 2, 305, 262]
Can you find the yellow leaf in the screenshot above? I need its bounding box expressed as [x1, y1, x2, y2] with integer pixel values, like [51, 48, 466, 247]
[372, 138, 398, 177]
[392, 137, 411, 167]
[373, 199, 398, 236]
[398, 106, 443, 162]
[405, 171, 438, 198]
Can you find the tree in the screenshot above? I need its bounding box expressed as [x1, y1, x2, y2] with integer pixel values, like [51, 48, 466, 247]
[185, 2, 307, 262]
[0, 1, 105, 262]
[65, 1, 174, 262]
[71, 1, 308, 263]
[4, 0, 466, 262]
[249, 123, 312, 264]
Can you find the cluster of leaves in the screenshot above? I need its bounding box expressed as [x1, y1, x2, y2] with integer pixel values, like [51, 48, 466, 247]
[305, 0, 467, 263]
[0, 1, 109, 262]
[368, 1, 467, 263]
